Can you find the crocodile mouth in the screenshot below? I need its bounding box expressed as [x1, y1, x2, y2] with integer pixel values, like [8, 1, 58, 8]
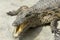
[13, 21, 29, 38]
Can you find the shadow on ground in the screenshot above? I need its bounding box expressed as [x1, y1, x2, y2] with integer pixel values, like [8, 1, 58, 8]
[19, 26, 43, 40]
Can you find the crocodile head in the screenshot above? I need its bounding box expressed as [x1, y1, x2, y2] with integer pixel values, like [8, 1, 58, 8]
[12, 6, 36, 38]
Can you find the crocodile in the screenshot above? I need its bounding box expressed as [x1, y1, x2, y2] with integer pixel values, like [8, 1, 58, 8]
[7, 0, 60, 38]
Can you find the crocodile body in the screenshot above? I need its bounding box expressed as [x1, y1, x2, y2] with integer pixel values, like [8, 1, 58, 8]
[7, 0, 60, 38]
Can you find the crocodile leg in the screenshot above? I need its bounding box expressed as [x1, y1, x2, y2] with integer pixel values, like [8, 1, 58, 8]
[7, 10, 19, 16]
[50, 19, 60, 35]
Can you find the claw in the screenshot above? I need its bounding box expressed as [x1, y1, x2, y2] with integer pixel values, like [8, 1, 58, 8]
[52, 29, 57, 34]
[7, 11, 13, 15]
[52, 29, 60, 36]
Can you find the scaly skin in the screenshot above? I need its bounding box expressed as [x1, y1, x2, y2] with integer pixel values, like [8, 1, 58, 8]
[7, 0, 60, 38]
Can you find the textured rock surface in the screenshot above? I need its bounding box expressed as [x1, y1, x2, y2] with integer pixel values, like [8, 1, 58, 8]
[0, 0, 60, 40]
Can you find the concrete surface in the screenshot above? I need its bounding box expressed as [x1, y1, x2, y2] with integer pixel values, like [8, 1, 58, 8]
[0, 0, 60, 40]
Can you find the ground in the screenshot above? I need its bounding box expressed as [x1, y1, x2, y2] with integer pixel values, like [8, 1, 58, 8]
[0, 0, 60, 40]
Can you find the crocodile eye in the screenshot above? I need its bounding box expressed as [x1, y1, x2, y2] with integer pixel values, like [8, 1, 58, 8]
[25, 14, 31, 17]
